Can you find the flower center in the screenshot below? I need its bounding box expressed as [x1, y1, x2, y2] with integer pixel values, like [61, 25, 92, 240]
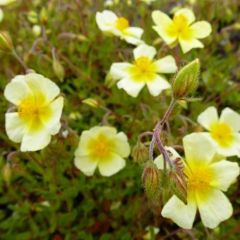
[18, 94, 51, 129]
[210, 122, 233, 147]
[115, 17, 129, 31]
[167, 14, 192, 40]
[88, 134, 114, 160]
[129, 56, 157, 82]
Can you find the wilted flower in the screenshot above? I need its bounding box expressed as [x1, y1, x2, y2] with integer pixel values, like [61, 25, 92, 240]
[156, 133, 239, 229]
[4, 73, 64, 151]
[74, 126, 130, 177]
[109, 44, 177, 97]
[197, 106, 240, 157]
[96, 10, 143, 45]
[152, 8, 212, 53]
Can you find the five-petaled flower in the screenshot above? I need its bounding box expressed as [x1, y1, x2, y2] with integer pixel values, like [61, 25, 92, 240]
[197, 106, 240, 157]
[74, 126, 130, 177]
[152, 8, 212, 53]
[4, 73, 64, 152]
[109, 44, 177, 97]
[155, 133, 239, 229]
[96, 10, 143, 45]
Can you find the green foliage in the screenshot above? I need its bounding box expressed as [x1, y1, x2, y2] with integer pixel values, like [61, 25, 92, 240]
[0, 0, 240, 239]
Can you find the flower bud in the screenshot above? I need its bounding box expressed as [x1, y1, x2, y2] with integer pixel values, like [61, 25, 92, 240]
[40, 7, 48, 24]
[82, 98, 99, 108]
[0, 31, 14, 52]
[2, 163, 11, 186]
[52, 57, 65, 82]
[173, 59, 200, 99]
[142, 161, 161, 202]
[132, 141, 148, 164]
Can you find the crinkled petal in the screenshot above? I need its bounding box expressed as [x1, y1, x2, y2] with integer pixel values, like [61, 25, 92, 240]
[175, 8, 195, 24]
[74, 155, 98, 176]
[220, 107, 240, 132]
[42, 96, 64, 135]
[5, 112, 26, 143]
[190, 21, 212, 39]
[25, 73, 60, 102]
[179, 38, 204, 53]
[161, 195, 197, 229]
[98, 153, 126, 176]
[146, 75, 170, 96]
[152, 10, 176, 45]
[113, 132, 130, 158]
[21, 127, 51, 152]
[197, 188, 233, 229]
[133, 44, 156, 60]
[117, 78, 145, 97]
[109, 62, 132, 80]
[183, 133, 216, 166]
[154, 55, 177, 73]
[197, 106, 218, 130]
[4, 75, 33, 105]
[210, 160, 240, 191]
[96, 10, 117, 32]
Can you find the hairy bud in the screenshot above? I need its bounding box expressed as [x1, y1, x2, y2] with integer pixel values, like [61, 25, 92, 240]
[173, 59, 200, 99]
[0, 31, 14, 52]
[2, 163, 11, 186]
[142, 161, 161, 202]
[132, 141, 149, 164]
[82, 98, 99, 108]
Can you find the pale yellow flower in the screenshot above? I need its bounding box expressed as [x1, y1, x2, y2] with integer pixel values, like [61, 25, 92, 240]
[152, 8, 212, 53]
[96, 10, 143, 45]
[109, 44, 177, 97]
[0, 0, 16, 6]
[197, 106, 240, 157]
[74, 126, 130, 177]
[4, 73, 64, 152]
[155, 133, 239, 229]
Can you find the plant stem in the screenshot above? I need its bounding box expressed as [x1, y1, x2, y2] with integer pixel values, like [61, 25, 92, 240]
[12, 49, 28, 72]
[149, 98, 176, 169]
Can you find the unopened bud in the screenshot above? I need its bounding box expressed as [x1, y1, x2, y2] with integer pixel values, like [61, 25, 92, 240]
[0, 31, 13, 52]
[142, 161, 161, 202]
[173, 59, 200, 99]
[2, 163, 11, 186]
[132, 141, 148, 164]
[40, 7, 48, 24]
[82, 98, 99, 108]
[52, 57, 65, 82]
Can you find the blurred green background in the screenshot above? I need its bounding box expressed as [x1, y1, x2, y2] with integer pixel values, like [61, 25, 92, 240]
[0, 0, 240, 239]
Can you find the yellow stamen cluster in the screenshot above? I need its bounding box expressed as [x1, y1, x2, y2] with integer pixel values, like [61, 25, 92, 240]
[116, 17, 129, 31]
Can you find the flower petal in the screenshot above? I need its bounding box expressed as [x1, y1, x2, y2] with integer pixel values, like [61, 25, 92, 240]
[210, 160, 240, 191]
[98, 153, 126, 176]
[183, 133, 216, 166]
[123, 27, 144, 45]
[146, 75, 170, 96]
[161, 195, 197, 229]
[152, 10, 176, 44]
[197, 106, 218, 130]
[197, 188, 233, 229]
[179, 38, 204, 53]
[190, 21, 212, 39]
[43, 96, 64, 135]
[154, 55, 177, 73]
[220, 107, 240, 132]
[175, 8, 195, 24]
[25, 73, 60, 102]
[4, 75, 33, 105]
[154, 146, 181, 170]
[109, 62, 132, 80]
[96, 10, 117, 32]
[117, 78, 145, 97]
[113, 132, 130, 158]
[74, 155, 98, 176]
[20, 127, 51, 152]
[5, 112, 26, 143]
[133, 44, 156, 60]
